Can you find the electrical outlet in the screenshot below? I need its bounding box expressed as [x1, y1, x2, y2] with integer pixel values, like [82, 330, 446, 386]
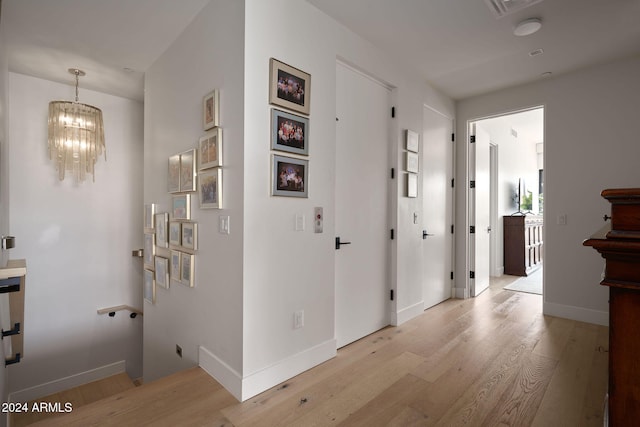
[294, 310, 304, 329]
[176, 344, 182, 358]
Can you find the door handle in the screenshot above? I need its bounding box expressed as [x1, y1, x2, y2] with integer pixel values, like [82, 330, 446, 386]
[132, 249, 143, 258]
[335, 237, 352, 250]
[423, 230, 434, 239]
[487, 226, 492, 233]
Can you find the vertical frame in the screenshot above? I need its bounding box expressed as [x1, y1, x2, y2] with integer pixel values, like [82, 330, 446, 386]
[169, 221, 181, 246]
[168, 155, 181, 193]
[203, 89, 219, 130]
[143, 233, 155, 269]
[180, 149, 196, 193]
[144, 204, 156, 231]
[143, 269, 156, 304]
[199, 168, 222, 209]
[154, 256, 170, 289]
[172, 194, 191, 220]
[155, 213, 169, 248]
[199, 128, 223, 170]
[181, 222, 198, 250]
[170, 250, 182, 282]
[181, 252, 195, 287]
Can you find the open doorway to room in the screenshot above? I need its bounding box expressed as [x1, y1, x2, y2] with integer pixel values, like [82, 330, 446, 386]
[469, 107, 544, 297]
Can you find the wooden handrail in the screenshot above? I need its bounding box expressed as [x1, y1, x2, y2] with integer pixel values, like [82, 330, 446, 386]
[97, 305, 143, 317]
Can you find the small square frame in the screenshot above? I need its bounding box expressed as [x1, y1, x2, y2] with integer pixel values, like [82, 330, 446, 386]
[155, 213, 169, 248]
[168, 154, 181, 193]
[143, 233, 155, 269]
[199, 128, 223, 170]
[199, 168, 222, 209]
[181, 222, 198, 251]
[169, 221, 181, 246]
[144, 204, 156, 231]
[143, 269, 156, 304]
[406, 129, 419, 153]
[154, 256, 170, 289]
[181, 252, 195, 287]
[180, 149, 197, 193]
[203, 89, 220, 131]
[170, 250, 182, 282]
[172, 194, 191, 220]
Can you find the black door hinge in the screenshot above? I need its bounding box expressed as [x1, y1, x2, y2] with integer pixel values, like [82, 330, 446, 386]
[391, 168, 395, 179]
[470, 135, 476, 143]
[451, 178, 455, 188]
[470, 180, 476, 188]
[390, 229, 395, 240]
[391, 107, 396, 118]
[450, 271, 454, 280]
[470, 226, 476, 234]
[451, 225, 454, 234]
[390, 289, 394, 301]
[451, 133, 455, 142]
[470, 271, 475, 279]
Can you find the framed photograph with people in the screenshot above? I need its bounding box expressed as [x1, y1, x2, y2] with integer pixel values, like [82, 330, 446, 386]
[198, 168, 222, 209]
[271, 109, 309, 156]
[269, 58, 311, 115]
[199, 128, 223, 170]
[271, 155, 308, 198]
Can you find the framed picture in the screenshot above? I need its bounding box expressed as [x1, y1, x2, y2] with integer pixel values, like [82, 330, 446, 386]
[199, 168, 222, 209]
[272, 155, 308, 198]
[406, 152, 419, 173]
[181, 252, 195, 288]
[203, 89, 219, 130]
[143, 269, 155, 304]
[143, 233, 155, 269]
[271, 109, 309, 156]
[169, 221, 181, 246]
[155, 213, 169, 248]
[172, 194, 191, 220]
[180, 149, 196, 192]
[406, 129, 419, 153]
[407, 173, 418, 198]
[144, 204, 156, 231]
[199, 128, 223, 170]
[170, 250, 182, 282]
[154, 256, 170, 289]
[182, 222, 198, 250]
[269, 58, 311, 115]
[168, 154, 181, 193]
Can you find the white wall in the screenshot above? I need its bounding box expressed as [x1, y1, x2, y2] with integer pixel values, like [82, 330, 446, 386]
[456, 55, 640, 325]
[143, 0, 245, 384]
[242, 0, 454, 399]
[7, 73, 143, 395]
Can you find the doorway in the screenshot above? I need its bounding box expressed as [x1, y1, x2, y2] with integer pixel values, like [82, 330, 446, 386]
[468, 107, 545, 297]
[335, 61, 391, 348]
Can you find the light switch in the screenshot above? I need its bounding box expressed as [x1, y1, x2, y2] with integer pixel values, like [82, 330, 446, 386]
[219, 215, 230, 234]
[295, 214, 305, 231]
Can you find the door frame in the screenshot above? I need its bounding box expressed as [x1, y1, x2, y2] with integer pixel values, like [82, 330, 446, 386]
[464, 105, 545, 298]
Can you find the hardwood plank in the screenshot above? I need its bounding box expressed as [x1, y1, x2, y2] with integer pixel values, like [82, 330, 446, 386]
[24, 280, 607, 427]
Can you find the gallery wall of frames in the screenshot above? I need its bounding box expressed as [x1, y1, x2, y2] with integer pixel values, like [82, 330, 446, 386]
[143, 89, 222, 304]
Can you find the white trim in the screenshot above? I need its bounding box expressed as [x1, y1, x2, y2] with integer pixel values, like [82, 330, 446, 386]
[240, 339, 336, 401]
[455, 287, 469, 299]
[392, 301, 424, 326]
[9, 360, 126, 403]
[198, 346, 243, 401]
[200, 340, 337, 403]
[543, 301, 608, 326]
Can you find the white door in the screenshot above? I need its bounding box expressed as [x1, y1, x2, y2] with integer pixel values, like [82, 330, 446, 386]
[335, 62, 390, 348]
[471, 123, 491, 296]
[422, 106, 454, 309]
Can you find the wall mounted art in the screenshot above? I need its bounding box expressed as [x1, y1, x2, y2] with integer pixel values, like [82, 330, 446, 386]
[269, 58, 311, 115]
[271, 108, 309, 156]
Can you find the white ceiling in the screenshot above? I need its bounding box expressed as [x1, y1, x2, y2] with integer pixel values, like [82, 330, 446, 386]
[3, 0, 640, 102]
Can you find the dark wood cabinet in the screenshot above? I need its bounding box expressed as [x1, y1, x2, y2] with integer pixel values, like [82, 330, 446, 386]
[583, 188, 640, 426]
[503, 215, 543, 276]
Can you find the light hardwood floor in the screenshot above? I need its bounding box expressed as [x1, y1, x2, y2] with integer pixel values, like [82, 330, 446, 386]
[28, 277, 608, 426]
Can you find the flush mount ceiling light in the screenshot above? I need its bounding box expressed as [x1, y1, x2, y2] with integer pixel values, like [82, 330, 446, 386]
[48, 69, 105, 183]
[514, 17, 542, 36]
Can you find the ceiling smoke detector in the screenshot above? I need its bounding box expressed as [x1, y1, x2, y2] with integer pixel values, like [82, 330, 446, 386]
[485, 0, 544, 18]
[514, 17, 543, 36]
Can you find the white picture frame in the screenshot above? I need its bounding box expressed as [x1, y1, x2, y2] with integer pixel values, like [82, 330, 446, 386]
[154, 256, 169, 289]
[406, 152, 419, 173]
[406, 129, 419, 153]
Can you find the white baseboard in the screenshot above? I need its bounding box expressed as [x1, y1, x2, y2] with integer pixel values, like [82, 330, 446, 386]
[9, 360, 126, 403]
[454, 287, 468, 299]
[391, 301, 424, 326]
[199, 339, 337, 402]
[543, 301, 609, 326]
[198, 346, 243, 401]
